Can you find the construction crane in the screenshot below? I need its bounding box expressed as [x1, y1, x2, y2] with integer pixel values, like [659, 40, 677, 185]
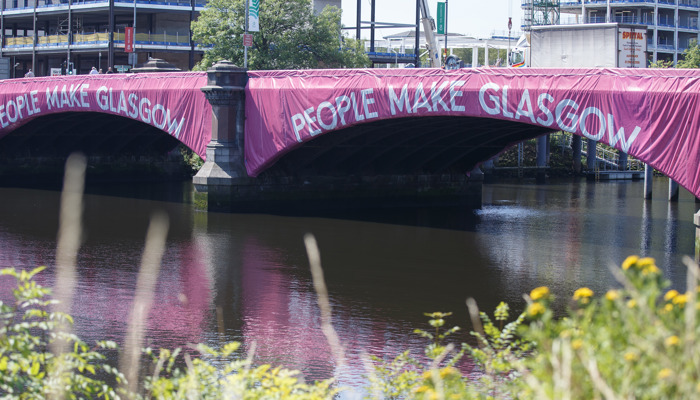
[418, 0, 441, 67]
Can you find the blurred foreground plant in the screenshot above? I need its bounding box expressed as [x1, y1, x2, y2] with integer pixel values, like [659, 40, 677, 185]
[143, 342, 337, 399]
[0, 266, 125, 399]
[517, 255, 700, 399]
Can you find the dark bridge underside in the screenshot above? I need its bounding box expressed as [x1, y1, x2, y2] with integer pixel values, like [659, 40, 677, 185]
[263, 116, 556, 177]
[0, 112, 180, 158]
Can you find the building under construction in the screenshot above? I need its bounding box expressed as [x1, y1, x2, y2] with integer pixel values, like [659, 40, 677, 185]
[523, 0, 700, 64]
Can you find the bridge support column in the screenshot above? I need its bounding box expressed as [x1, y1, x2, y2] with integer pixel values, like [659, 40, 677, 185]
[193, 60, 249, 211]
[571, 135, 582, 174]
[586, 139, 597, 171]
[668, 179, 679, 201]
[618, 151, 628, 171]
[536, 135, 547, 183]
[644, 164, 653, 199]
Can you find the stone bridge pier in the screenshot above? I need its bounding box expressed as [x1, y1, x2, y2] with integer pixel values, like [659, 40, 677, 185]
[193, 61, 483, 213]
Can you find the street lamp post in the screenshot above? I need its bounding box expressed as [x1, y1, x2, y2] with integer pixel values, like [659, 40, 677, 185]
[132, 0, 137, 68]
[508, 17, 512, 65]
[444, 0, 448, 62]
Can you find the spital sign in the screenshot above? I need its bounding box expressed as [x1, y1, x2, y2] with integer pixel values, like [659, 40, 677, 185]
[125, 27, 134, 53]
[622, 31, 644, 40]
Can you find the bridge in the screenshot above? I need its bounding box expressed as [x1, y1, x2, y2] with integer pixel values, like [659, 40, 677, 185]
[1, 63, 700, 211]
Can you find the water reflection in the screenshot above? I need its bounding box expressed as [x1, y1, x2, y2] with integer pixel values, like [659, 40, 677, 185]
[0, 177, 697, 392]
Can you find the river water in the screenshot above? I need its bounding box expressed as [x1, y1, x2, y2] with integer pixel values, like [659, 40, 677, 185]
[0, 177, 697, 394]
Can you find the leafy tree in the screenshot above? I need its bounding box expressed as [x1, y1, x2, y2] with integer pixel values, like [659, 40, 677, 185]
[191, 0, 369, 70]
[676, 40, 700, 68]
[452, 47, 507, 67]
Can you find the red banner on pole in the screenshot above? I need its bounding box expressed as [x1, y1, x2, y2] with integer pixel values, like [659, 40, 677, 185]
[125, 27, 134, 53]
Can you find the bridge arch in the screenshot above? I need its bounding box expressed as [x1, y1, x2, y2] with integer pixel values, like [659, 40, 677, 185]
[0, 112, 184, 158]
[262, 115, 553, 176]
[0, 72, 212, 159]
[245, 68, 700, 198]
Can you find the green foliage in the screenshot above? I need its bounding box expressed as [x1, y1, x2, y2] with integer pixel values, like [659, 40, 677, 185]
[191, 0, 369, 70]
[367, 312, 469, 399]
[366, 350, 422, 400]
[677, 40, 700, 68]
[179, 145, 203, 174]
[650, 59, 674, 68]
[463, 301, 530, 398]
[414, 312, 464, 363]
[516, 255, 700, 399]
[143, 343, 337, 399]
[452, 48, 507, 67]
[0, 267, 125, 399]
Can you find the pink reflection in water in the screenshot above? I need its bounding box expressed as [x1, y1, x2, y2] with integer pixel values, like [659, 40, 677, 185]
[0, 231, 213, 351]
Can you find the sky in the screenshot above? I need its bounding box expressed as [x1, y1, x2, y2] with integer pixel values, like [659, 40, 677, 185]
[339, 0, 522, 41]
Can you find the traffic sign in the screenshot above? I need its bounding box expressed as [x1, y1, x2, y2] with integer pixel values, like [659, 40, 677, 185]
[243, 34, 253, 47]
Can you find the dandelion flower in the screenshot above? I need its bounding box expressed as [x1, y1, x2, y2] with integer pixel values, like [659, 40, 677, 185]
[672, 294, 688, 307]
[573, 287, 594, 303]
[528, 302, 546, 317]
[605, 290, 620, 301]
[658, 368, 673, 379]
[622, 255, 639, 270]
[642, 264, 660, 276]
[572, 339, 583, 350]
[665, 335, 680, 347]
[664, 290, 679, 302]
[624, 352, 638, 362]
[530, 286, 550, 301]
[627, 299, 637, 308]
[637, 257, 656, 268]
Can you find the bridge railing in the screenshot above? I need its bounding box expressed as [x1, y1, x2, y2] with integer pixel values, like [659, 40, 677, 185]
[4, 30, 204, 49]
[552, 132, 644, 171]
[3, 0, 206, 11]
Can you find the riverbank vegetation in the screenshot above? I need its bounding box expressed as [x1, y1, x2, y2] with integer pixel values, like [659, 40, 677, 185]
[2, 254, 698, 398]
[1, 154, 699, 399]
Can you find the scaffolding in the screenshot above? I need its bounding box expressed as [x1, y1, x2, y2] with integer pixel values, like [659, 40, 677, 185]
[522, 0, 560, 30]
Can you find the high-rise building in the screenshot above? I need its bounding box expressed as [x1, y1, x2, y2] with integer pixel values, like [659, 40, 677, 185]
[1, 0, 207, 77]
[523, 0, 700, 64]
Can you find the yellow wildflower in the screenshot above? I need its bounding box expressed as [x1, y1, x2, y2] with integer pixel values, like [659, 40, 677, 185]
[658, 368, 673, 379]
[627, 299, 637, 309]
[637, 257, 656, 268]
[530, 286, 550, 301]
[622, 255, 639, 270]
[665, 336, 680, 347]
[415, 385, 429, 393]
[573, 287, 594, 303]
[624, 352, 638, 362]
[605, 290, 620, 301]
[642, 264, 660, 276]
[528, 302, 546, 317]
[672, 294, 688, 307]
[572, 339, 583, 350]
[664, 290, 680, 302]
[439, 367, 458, 379]
[664, 303, 674, 312]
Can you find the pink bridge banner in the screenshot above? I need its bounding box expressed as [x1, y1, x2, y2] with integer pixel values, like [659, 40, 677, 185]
[0, 72, 211, 159]
[245, 68, 700, 198]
